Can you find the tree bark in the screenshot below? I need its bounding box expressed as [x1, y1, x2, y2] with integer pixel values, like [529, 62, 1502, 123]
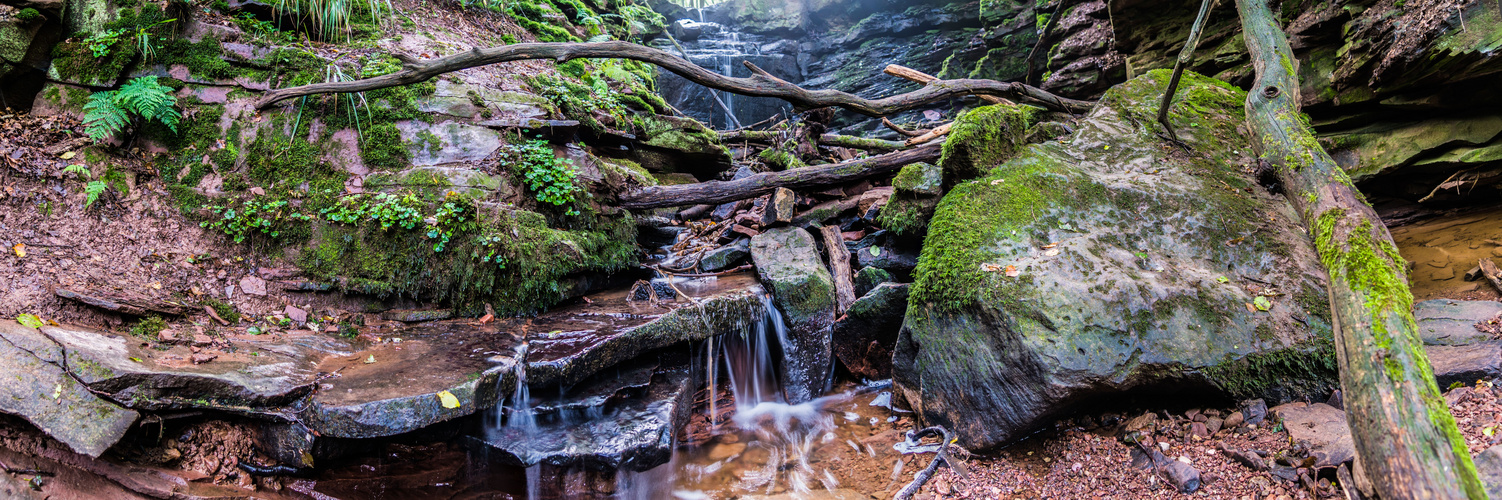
[1236, 0, 1485, 496]
[883, 64, 1010, 105]
[254, 42, 1092, 114]
[619, 143, 942, 209]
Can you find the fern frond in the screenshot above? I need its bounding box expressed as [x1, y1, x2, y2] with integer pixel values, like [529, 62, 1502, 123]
[63, 164, 92, 180]
[116, 76, 181, 133]
[84, 180, 107, 208]
[82, 91, 128, 141]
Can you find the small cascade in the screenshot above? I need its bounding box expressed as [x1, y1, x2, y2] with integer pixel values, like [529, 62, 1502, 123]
[655, 21, 797, 130]
[485, 345, 540, 499]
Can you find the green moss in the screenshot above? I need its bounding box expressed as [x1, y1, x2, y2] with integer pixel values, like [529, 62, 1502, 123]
[938, 104, 1038, 184]
[130, 315, 168, 338]
[1202, 336, 1337, 399]
[357, 122, 410, 170]
[15, 8, 41, 23]
[757, 143, 806, 170]
[202, 298, 241, 324]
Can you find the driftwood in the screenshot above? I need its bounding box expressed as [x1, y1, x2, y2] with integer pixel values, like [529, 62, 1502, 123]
[818, 225, 857, 315]
[1479, 259, 1502, 295]
[254, 42, 1091, 114]
[1236, 0, 1486, 496]
[1156, 0, 1219, 141]
[893, 426, 962, 500]
[54, 288, 193, 317]
[884, 65, 1011, 106]
[905, 122, 953, 146]
[882, 117, 926, 137]
[619, 143, 942, 209]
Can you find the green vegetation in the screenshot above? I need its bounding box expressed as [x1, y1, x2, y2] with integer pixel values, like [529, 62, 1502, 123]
[323, 193, 422, 230]
[938, 104, 1038, 184]
[83, 76, 181, 141]
[202, 298, 242, 324]
[200, 197, 313, 243]
[130, 316, 168, 338]
[14, 8, 41, 23]
[501, 140, 582, 215]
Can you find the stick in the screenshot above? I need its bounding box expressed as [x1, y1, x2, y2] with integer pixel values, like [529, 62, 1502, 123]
[884, 65, 1010, 105]
[1480, 259, 1502, 295]
[255, 42, 1092, 114]
[882, 117, 926, 137]
[647, 264, 753, 278]
[904, 122, 953, 146]
[894, 426, 958, 500]
[1156, 0, 1219, 142]
[1236, 0, 1485, 495]
[619, 143, 942, 209]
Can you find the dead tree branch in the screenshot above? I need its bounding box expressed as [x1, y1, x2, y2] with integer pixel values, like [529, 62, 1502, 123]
[1157, 0, 1218, 141]
[619, 143, 942, 209]
[1237, 0, 1485, 496]
[254, 42, 1092, 114]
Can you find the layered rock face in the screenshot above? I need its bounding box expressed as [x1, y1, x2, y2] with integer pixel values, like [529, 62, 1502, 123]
[893, 71, 1339, 450]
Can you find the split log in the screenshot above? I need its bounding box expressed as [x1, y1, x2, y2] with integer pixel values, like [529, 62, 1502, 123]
[1479, 259, 1502, 295]
[818, 225, 857, 315]
[254, 42, 1092, 114]
[54, 288, 193, 317]
[619, 143, 942, 210]
[905, 122, 953, 146]
[884, 65, 1011, 105]
[1236, 0, 1486, 496]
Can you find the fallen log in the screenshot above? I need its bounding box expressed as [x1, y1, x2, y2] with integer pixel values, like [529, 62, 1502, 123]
[818, 225, 857, 315]
[719, 130, 906, 151]
[54, 288, 193, 317]
[1236, 0, 1485, 496]
[619, 143, 942, 210]
[1479, 259, 1502, 295]
[882, 117, 926, 137]
[254, 42, 1092, 114]
[905, 122, 953, 146]
[884, 65, 1011, 105]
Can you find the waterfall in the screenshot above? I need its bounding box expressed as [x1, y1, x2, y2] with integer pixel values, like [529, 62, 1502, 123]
[483, 346, 540, 499]
[724, 295, 785, 409]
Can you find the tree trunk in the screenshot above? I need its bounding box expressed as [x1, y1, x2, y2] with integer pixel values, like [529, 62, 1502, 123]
[619, 143, 942, 209]
[254, 42, 1092, 114]
[1236, 0, 1485, 496]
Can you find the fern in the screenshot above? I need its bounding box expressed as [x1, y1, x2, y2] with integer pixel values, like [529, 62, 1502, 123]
[83, 91, 128, 141]
[82, 76, 181, 141]
[62, 164, 92, 179]
[84, 181, 106, 208]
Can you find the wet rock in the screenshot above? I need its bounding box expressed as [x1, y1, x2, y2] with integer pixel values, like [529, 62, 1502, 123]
[1414, 299, 1502, 346]
[751, 227, 836, 403]
[636, 216, 684, 250]
[0, 321, 137, 457]
[1162, 460, 1201, 494]
[832, 283, 909, 380]
[1270, 402, 1354, 468]
[380, 309, 455, 322]
[879, 162, 943, 236]
[527, 274, 764, 388]
[38, 324, 326, 410]
[1242, 399, 1269, 426]
[699, 238, 750, 272]
[1424, 341, 1502, 389]
[303, 321, 523, 439]
[530, 360, 657, 416]
[1473, 444, 1502, 499]
[762, 187, 796, 226]
[853, 266, 895, 298]
[1224, 447, 1268, 471]
[848, 231, 921, 274]
[477, 368, 693, 470]
[892, 72, 1336, 450]
[54, 288, 193, 317]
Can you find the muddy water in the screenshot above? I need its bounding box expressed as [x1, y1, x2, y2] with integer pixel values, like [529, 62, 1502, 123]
[1390, 204, 1502, 301]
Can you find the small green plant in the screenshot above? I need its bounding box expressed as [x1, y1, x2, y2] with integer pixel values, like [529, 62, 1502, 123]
[14, 8, 41, 23]
[427, 196, 472, 252]
[500, 139, 581, 215]
[81, 19, 174, 59]
[201, 197, 312, 243]
[271, 0, 390, 40]
[83, 76, 181, 141]
[131, 316, 168, 338]
[83, 180, 107, 208]
[203, 298, 242, 323]
[63, 164, 92, 179]
[322, 193, 422, 230]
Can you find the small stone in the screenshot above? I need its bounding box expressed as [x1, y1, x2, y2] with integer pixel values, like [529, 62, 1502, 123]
[1242, 399, 1268, 425]
[284, 305, 308, 324]
[157, 330, 177, 342]
[1226, 447, 1269, 471]
[1205, 416, 1223, 434]
[1189, 422, 1209, 438]
[191, 334, 213, 346]
[190, 353, 217, 364]
[1225, 411, 1245, 428]
[239, 276, 267, 296]
[762, 187, 796, 226]
[1162, 460, 1201, 493]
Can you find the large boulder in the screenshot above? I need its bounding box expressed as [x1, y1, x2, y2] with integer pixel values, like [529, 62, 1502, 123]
[751, 227, 836, 403]
[1414, 299, 1502, 346]
[832, 283, 909, 380]
[0, 321, 137, 457]
[893, 71, 1337, 450]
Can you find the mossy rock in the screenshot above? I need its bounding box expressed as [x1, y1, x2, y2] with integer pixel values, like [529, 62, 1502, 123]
[893, 70, 1337, 451]
[750, 226, 836, 404]
[1330, 115, 1502, 182]
[364, 166, 511, 200]
[938, 103, 1038, 185]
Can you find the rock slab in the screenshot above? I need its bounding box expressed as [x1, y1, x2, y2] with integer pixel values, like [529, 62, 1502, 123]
[0, 322, 137, 457]
[1270, 402, 1354, 468]
[751, 227, 837, 403]
[831, 283, 909, 380]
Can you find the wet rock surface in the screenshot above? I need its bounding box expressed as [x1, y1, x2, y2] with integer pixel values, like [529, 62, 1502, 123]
[0, 321, 137, 457]
[893, 72, 1338, 450]
[476, 367, 693, 470]
[1415, 299, 1502, 346]
[751, 227, 836, 403]
[1426, 341, 1502, 389]
[831, 283, 909, 380]
[525, 273, 765, 389]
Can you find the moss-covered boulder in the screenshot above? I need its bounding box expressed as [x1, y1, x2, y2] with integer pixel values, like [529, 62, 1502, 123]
[938, 104, 1036, 184]
[878, 161, 943, 236]
[751, 226, 836, 403]
[832, 282, 909, 380]
[892, 70, 1338, 450]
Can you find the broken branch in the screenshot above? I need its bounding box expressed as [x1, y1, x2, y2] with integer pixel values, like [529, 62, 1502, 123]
[255, 42, 1092, 114]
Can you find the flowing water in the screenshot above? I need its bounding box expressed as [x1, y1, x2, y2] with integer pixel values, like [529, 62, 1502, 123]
[656, 21, 798, 130]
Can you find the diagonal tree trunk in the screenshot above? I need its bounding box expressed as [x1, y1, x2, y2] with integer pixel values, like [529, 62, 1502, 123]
[1235, 0, 1485, 496]
[252, 42, 1092, 114]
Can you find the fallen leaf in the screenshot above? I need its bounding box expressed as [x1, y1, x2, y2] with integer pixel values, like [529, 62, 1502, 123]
[16, 314, 43, 329]
[1253, 296, 1272, 312]
[980, 263, 1003, 272]
[437, 390, 461, 409]
[1004, 265, 1020, 277]
[1244, 303, 1256, 313]
[60, 151, 75, 160]
[1043, 248, 1061, 257]
[51, 383, 62, 400]
[869, 247, 881, 257]
[1216, 276, 1231, 284]
[364, 354, 376, 364]
[11, 243, 23, 258]
[478, 313, 494, 324]
[1041, 243, 1057, 249]
[129, 357, 143, 363]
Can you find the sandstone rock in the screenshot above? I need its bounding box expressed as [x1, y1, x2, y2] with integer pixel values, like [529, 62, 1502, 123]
[1425, 341, 1502, 389]
[699, 238, 750, 272]
[751, 227, 836, 403]
[1473, 444, 1502, 500]
[238, 275, 267, 296]
[892, 72, 1336, 450]
[1270, 402, 1354, 468]
[0, 321, 137, 457]
[831, 283, 909, 380]
[1413, 299, 1502, 346]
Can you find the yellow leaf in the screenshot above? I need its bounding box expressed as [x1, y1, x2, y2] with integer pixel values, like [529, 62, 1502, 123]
[60, 151, 75, 160]
[437, 390, 461, 409]
[12, 243, 23, 258]
[364, 354, 376, 364]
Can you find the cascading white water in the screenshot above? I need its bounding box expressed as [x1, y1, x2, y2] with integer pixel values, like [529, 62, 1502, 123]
[484, 349, 540, 499]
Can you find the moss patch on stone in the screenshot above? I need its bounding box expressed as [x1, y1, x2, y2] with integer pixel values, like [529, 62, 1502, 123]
[937, 104, 1038, 184]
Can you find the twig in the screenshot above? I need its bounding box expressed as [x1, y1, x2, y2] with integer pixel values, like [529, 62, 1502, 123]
[0, 459, 53, 476]
[882, 117, 926, 137]
[648, 264, 753, 277]
[1155, 0, 1219, 142]
[894, 426, 959, 500]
